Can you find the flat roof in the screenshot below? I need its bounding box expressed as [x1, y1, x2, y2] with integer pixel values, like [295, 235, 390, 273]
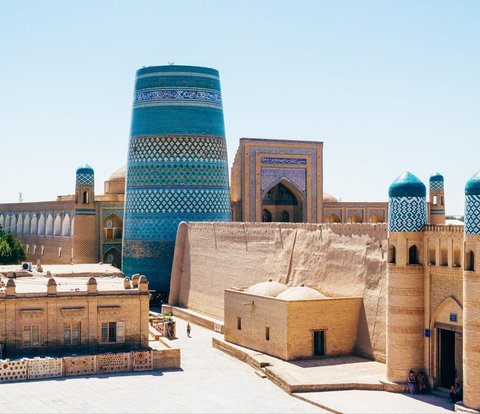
[0, 263, 123, 278]
[0, 274, 127, 294]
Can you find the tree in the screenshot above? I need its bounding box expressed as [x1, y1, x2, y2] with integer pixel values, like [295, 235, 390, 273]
[0, 226, 26, 265]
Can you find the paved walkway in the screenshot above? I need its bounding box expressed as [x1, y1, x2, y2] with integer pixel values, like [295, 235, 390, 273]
[295, 390, 454, 413]
[0, 317, 324, 413]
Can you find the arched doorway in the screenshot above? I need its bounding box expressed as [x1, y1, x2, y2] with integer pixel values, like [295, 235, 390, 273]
[430, 297, 463, 389]
[262, 209, 272, 222]
[262, 180, 303, 223]
[104, 247, 121, 269]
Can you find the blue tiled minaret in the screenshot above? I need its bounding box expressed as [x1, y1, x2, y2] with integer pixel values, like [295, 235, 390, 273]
[386, 171, 427, 383]
[388, 171, 427, 232]
[428, 172, 445, 225]
[122, 65, 231, 292]
[463, 171, 480, 410]
[465, 171, 480, 234]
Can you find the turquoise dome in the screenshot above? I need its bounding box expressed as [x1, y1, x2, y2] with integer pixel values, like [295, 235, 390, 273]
[76, 163, 94, 175]
[465, 171, 480, 196]
[389, 172, 426, 198]
[429, 172, 444, 182]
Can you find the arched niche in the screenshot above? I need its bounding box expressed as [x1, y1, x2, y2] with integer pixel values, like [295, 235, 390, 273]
[62, 214, 71, 237]
[54, 214, 62, 236]
[327, 213, 341, 223]
[261, 178, 304, 223]
[103, 213, 123, 240]
[103, 247, 122, 269]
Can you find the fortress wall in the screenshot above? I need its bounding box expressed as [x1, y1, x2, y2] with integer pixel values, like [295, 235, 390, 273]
[169, 222, 387, 361]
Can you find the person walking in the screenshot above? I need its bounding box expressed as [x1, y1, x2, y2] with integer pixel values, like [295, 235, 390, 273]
[186, 323, 191, 338]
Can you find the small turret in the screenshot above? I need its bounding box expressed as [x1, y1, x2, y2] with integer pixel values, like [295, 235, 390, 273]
[463, 170, 480, 410]
[386, 172, 426, 383]
[75, 163, 94, 205]
[388, 171, 427, 232]
[428, 172, 445, 225]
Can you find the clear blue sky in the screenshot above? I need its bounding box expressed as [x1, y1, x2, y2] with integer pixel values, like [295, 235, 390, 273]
[1, 0, 478, 215]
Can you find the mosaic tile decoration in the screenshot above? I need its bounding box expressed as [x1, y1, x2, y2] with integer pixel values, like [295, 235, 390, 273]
[134, 88, 222, 109]
[388, 196, 427, 232]
[260, 157, 307, 165]
[261, 167, 306, 194]
[129, 135, 228, 164]
[245, 146, 318, 221]
[123, 66, 231, 292]
[430, 181, 444, 190]
[76, 173, 94, 185]
[465, 195, 480, 234]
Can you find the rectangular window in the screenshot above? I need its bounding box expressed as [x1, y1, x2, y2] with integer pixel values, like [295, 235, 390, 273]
[237, 317, 242, 330]
[266, 327, 270, 341]
[23, 325, 40, 347]
[100, 322, 125, 344]
[64, 323, 81, 345]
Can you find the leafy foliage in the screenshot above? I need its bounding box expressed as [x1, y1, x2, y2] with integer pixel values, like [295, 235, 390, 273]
[0, 226, 26, 265]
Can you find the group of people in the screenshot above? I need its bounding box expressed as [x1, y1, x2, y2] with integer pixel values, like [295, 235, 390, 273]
[407, 370, 463, 404]
[407, 370, 427, 394]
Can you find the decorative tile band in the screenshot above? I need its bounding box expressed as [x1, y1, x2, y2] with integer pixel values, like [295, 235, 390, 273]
[136, 71, 219, 81]
[128, 135, 228, 164]
[430, 181, 444, 190]
[125, 188, 230, 215]
[260, 157, 307, 165]
[465, 195, 480, 234]
[388, 196, 427, 232]
[76, 173, 94, 185]
[133, 88, 222, 109]
[127, 162, 229, 188]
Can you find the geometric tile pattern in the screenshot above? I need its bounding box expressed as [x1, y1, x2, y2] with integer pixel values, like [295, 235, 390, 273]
[127, 162, 229, 188]
[134, 88, 222, 109]
[128, 135, 227, 164]
[260, 167, 306, 193]
[261, 157, 307, 165]
[388, 196, 427, 232]
[76, 173, 94, 185]
[125, 188, 230, 215]
[430, 181, 444, 190]
[465, 195, 480, 234]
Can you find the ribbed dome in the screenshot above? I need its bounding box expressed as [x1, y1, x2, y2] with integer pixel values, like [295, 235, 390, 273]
[429, 172, 444, 182]
[76, 163, 94, 174]
[276, 285, 325, 301]
[247, 281, 287, 297]
[108, 165, 126, 181]
[389, 172, 426, 198]
[465, 171, 480, 196]
[323, 192, 338, 203]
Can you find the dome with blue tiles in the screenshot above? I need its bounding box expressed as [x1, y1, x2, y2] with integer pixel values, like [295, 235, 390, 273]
[388, 172, 427, 233]
[464, 171, 480, 234]
[465, 171, 480, 196]
[429, 172, 444, 190]
[389, 172, 426, 198]
[76, 163, 94, 186]
[430, 172, 444, 182]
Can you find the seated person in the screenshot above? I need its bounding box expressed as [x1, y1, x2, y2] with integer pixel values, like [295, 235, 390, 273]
[407, 370, 417, 394]
[455, 383, 463, 402]
[416, 371, 427, 394]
